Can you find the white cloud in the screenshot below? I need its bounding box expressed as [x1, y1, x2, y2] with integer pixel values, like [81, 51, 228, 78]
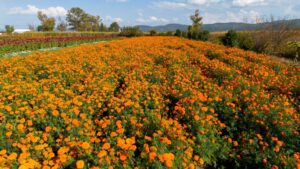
[232, 0, 267, 6]
[154, 1, 187, 9]
[153, 0, 223, 9]
[203, 10, 260, 23]
[136, 16, 169, 23]
[187, 0, 221, 5]
[8, 5, 67, 17]
[105, 16, 123, 23]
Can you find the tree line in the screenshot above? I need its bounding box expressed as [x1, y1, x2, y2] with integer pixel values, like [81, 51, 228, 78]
[4, 7, 121, 33]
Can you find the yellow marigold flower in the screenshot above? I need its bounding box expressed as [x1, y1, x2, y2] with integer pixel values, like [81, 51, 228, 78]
[18, 165, 28, 169]
[76, 160, 85, 169]
[6, 131, 12, 137]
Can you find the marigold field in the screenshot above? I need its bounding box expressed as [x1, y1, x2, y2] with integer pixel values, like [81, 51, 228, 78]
[0, 37, 299, 169]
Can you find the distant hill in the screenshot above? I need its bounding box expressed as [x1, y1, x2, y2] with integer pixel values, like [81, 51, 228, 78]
[137, 19, 300, 32]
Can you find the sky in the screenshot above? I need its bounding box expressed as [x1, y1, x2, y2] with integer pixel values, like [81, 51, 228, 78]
[0, 0, 299, 29]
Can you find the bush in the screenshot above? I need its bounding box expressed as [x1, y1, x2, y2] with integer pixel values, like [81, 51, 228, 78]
[174, 29, 182, 37]
[221, 29, 239, 47]
[166, 31, 174, 36]
[198, 30, 210, 41]
[149, 29, 157, 36]
[237, 32, 255, 50]
[119, 26, 143, 37]
[187, 30, 210, 41]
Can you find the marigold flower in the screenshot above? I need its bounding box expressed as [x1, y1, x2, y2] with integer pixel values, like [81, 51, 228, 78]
[102, 143, 111, 150]
[149, 152, 156, 160]
[76, 160, 85, 169]
[120, 154, 127, 161]
[81, 142, 90, 149]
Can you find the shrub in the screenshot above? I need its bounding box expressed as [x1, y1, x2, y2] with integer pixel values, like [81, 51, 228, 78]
[237, 32, 255, 50]
[187, 30, 210, 41]
[119, 26, 143, 37]
[221, 29, 239, 47]
[174, 29, 182, 37]
[149, 29, 157, 36]
[198, 30, 210, 41]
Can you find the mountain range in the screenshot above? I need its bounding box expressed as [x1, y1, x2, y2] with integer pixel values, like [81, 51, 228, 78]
[137, 19, 300, 32]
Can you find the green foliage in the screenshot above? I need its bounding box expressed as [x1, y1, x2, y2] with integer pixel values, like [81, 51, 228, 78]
[237, 32, 255, 50]
[119, 26, 143, 37]
[187, 30, 210, 41]
[100, 23, 108, 32]
[221, 29, 239, 47]
[66, 7, 100, 32]
[174, 29, 182, 37]
[109, 22, 120, 32]
[37, 11, 56, 31]
[149, 29, 157, 36]
[5, 25, 14, 34]
[190, 9, 203, 32]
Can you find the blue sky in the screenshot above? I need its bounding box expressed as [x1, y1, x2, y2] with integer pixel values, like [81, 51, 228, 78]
[0, 0, 299, 29]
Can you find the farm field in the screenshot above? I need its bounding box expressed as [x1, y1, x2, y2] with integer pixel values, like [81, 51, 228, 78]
[0, 32, 118, 57]
[0, 36, 299, 169]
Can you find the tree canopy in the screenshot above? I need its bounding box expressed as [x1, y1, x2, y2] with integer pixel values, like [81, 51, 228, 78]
[66, 7, 101, 31]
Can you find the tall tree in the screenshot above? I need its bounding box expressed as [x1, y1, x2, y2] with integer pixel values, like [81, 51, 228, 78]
[66, 7, 100, 31]
[5, 25, 14, 34]
[109, 22, 120, 32]
[190, 9, 203, 32]
[66, 7, 86, 31]
[37, 11, 56, 31]
[100, 23, 107, 32]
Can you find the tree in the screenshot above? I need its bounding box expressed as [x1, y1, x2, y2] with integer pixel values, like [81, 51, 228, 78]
[109, 22, 120, 32]
[221, 29, 239, 47]
[120, 26, 143, 37]
[190, 9, 203, 32]
[5, 25, 14, 34]
[100, 23, 107, 32]
[66, 7, 86, 31]
[37, 11, 56, 31]
[66, 7, 101, 31]
[149, 29, 157, 36]
[56, 17, 67, 32]
[174, 29, 182, 37]
[188, 10, 208, 40]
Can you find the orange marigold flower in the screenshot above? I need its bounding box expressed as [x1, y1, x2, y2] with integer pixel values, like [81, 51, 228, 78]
[81, 142, 90, 149]
[149, 152, 157, 160]
[76, 160, 85, 169]
[165, 160, 173, 168]
[45, 126, 51, 133]
[120, 154, 127, 161]
[97, 150, 107, 158]
[8, 153, 17, 160]
[52, 110, 59, 117]
[110, 132, 118, 137]
[194, 115, 200, 121]
[102, 143, 111, 150]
